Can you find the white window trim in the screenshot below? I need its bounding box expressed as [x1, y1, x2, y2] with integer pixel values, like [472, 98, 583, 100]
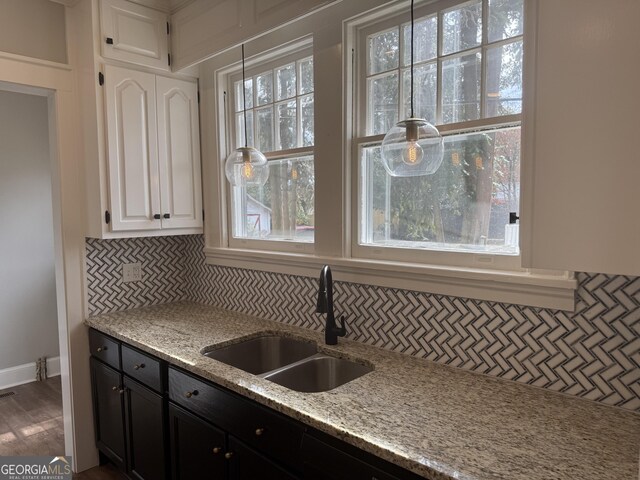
[200, 0, 577, 312]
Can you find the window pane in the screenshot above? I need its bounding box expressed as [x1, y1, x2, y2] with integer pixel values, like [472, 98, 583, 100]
[277, 100, 297, 150]
[402, 63, 437, 124]
[276, 63, 296, 100]
[233, 156, 315, 242]
[402, 15, 437, 66]
[442, 51, 481, 124]
[301, 94, 314, 147]
[299, 57, 314, 94]
[442, 1, 482, 55]
[256, 72, 273, 106]
[368, 28, 399, 75]
[360, 127, 520, 254]
[235, 78, 253, 111]
[485, 40, 522, 116]
[368, 72, 399, 135]
[256, 107, 274, 152]
[235, 111, 254, 148]
[488, 0, 524, 42]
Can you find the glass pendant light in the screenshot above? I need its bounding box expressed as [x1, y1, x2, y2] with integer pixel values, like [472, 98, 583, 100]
[225, 45, 269, 187]
[381, 0, 444, 177]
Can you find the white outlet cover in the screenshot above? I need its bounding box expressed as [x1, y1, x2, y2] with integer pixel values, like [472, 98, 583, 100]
[123, 263, 142, 283]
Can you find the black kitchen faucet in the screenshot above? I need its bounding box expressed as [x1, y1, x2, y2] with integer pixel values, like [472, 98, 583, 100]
[316, 265, 346, 345]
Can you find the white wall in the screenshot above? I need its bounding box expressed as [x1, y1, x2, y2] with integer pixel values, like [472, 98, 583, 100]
[0, 89, 60, 371]
[0, 0, 67, 64]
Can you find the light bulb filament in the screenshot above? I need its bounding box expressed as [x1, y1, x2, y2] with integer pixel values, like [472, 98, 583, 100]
[241, 160, 254, 179]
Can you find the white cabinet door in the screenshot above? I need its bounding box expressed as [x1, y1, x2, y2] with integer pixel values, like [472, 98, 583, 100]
[101, 0, 170, 71]
[155, 76, 203, 229]
[104, 65, 161, 232]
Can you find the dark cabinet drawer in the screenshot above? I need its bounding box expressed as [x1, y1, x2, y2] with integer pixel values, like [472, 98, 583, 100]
[228, 436, 299, 480]
[168, 367, 304, 471]
[122, 344, 163, 392]
[301, 433, 425, 480]
[90, 329, 121, 370]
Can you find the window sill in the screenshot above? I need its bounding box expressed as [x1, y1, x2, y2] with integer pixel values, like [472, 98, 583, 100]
[204, 247, 577, 311]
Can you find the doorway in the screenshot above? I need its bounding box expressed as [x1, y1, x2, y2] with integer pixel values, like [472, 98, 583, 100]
[0, 89, 63, 456]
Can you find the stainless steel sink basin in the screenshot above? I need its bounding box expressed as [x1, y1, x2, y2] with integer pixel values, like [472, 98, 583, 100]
[202, 335, 317, 375]
[263, 354, 373, 393]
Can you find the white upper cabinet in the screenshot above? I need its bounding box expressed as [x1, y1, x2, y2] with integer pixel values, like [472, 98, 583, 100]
[156, 76, 202, 229]
[103, 65, 203, 234]
[104, 66, 161, 231]
[521, 0, 640, 276]
[101, 0, 170, 71]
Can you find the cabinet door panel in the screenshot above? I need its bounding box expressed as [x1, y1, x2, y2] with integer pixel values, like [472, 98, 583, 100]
[91, 358, 126, 469]
[101, 0, 169, 71]
[169, 403, 226, 480]
[156, 76, 203, 230]
[228, 436, 299, 480]
[105, 65, 161, 231]
[124, 377, 167, 480]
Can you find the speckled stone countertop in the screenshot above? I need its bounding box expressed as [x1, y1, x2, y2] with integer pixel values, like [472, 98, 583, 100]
[85, 301, 640, 480]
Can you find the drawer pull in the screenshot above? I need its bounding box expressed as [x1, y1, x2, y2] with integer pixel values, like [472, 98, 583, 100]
[185, 390, 199, 398]
[96, 346, 107, 352]
[133, 363, 145, 370]
[224, 452, 234, 460]
[112, 386, 124, 394]
[212, 447, 222, 454]
[255, 427, 265, 436]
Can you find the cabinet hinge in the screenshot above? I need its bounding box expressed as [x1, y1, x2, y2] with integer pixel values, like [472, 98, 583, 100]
[166, 22, 170, 35]
[98, 72, 104, 86]
[105, 210, 111, 224]
[168, 53, 171, 66]
[509, 212, 520, 224]
[197, 91, 200, 104]
[202, 209, 205, 221]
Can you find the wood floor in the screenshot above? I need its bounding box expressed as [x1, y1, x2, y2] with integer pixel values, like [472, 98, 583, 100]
[0, 377, 125, 479]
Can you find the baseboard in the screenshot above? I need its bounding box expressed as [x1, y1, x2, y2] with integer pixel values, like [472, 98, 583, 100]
[0, 356, 61, 390]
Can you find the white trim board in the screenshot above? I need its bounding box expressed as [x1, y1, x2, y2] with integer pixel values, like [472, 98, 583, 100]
[0, 357, 61, 390]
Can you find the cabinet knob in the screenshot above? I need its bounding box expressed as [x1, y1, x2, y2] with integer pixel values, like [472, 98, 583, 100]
[153, 214, 161, 220]
[97, 346, 107, 352]
[133, 363, 145, 370]
[255, 427, 265, 436]
[112, 386, 118, 391]
[212, 447, 222, 454]
[119, 389, 125, 395]
[224, 452, 234, 460]
[163, 213, 170, 219]
[185, 390, 198, 398]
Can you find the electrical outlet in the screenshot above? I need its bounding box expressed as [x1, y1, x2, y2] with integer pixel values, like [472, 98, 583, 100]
[123, 263, 142, 283]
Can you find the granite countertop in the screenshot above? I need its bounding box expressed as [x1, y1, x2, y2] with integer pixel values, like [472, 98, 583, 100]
[85, 301, 640, 480]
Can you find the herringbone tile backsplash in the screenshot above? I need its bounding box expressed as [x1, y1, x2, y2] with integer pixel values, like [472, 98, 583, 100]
[86, 235, 640, 411]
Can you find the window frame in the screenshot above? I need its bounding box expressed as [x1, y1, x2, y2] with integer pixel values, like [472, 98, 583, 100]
[351, 0, 525, 271]
[223, 40, 315, 253]
[201, 0, 577, 311]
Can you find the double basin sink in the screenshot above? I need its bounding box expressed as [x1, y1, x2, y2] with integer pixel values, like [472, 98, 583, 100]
[202, 335, 373, 393]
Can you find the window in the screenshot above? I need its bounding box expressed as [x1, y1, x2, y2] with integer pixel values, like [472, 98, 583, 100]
[227, 46, 315, 246]
[355, 0, 524, 268]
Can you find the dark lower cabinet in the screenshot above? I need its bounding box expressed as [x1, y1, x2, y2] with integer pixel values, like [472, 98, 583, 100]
[90, 329, 424, 480]
[227, 437, 299, 480]
[168, 403, 226, 479]
[124, 377, 167, 480]
[90, 357, 126, 470]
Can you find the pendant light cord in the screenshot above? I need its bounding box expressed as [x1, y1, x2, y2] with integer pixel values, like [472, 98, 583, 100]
[242, 44, 248, 148]
[410, 0, 415, 118]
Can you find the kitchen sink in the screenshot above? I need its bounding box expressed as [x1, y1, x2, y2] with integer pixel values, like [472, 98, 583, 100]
[202, 335, 317, 375]
[263, 354, 373, 393]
